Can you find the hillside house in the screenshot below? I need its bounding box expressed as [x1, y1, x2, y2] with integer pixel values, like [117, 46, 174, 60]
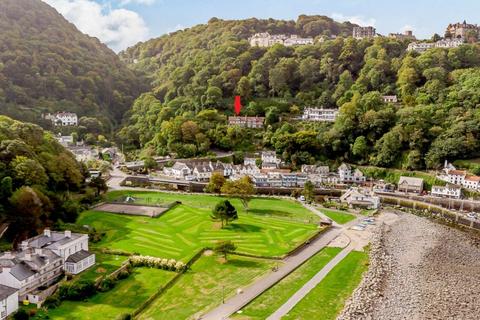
[249, 32, 313, 47]
[43, 112, 78, 126]
[338, 164, 366, 184]
[228, 116, 265, 129]
[382, 95, 398, 103]
[302, 107, 338, 122]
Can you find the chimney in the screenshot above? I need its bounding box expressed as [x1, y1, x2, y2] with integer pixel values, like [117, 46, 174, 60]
[44, 228, 51, 237]
[35, 248, 42, 255]
[24, 253, 31, 261]
[64, 230, 71, 238]
[20, 241, 29, 251]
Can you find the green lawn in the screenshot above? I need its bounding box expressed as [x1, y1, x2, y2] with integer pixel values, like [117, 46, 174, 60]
[35, 268, 175, 320]
[233, 247, 342, 320]
[137, 254, 276, 320]
[77, 253, 126, 282]
[106, 190, 320, 223]
[80, 192, 321, 261]
[320, 208, 356, 224]
[283, 251, 369, 320]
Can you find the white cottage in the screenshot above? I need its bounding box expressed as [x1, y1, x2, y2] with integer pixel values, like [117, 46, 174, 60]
[0, 285, 18, 319]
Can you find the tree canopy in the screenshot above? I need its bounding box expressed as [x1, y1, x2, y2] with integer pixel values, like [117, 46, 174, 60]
[0, 0, 147, 129]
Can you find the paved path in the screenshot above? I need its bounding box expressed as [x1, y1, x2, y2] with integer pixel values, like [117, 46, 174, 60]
[266, 244, 355, 320]
[302, 203, 341, 227]
[201, 219, 360, 320]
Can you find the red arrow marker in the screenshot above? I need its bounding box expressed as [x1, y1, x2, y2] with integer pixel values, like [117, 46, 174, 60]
[234, 96, 242, 115]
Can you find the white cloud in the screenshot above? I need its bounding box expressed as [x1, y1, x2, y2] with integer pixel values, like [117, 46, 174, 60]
[332, 13, 376, 27]
[42, 0, 149, 52]
[118, 0, 156, 6]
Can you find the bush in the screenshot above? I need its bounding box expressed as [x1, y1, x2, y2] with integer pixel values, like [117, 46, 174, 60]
[129, 255, 186, 272]
[43, 294, 61, 309]
[13, 309, 29, 320]
[58, 280, 96, 301]
[116, 314, 132, 320]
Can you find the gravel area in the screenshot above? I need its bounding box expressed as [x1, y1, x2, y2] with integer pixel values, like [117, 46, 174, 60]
[338, 212, 480, 320]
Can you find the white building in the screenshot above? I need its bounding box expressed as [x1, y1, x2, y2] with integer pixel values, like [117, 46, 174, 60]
[301, 165, 330, 175]
[338, 164, 366, 184]
[249, 32, 313, 47]
[408, 38, 464, 53]
[65, 251, 96, 275]
[0, 229, 95, 302]
[244, 157, 257, 166]
[0, 285, 18, 319]
[382, 95, 398, 103]
[431, 184, 462, 199]
[261, 151, 281, 166]
[434, 38, 464, 49]
[302, 107, 339, 122]
[44, 112, 78, 126]
[340, 187, 380, 209]
[170, 162, 194, 179]
[439, 167, 480, 191]
[407, 42, 435, 53]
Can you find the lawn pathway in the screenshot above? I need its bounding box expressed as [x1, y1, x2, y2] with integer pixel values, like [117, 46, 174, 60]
[301, 203, 341, 227]
[200, 218, 361, 320]
[266, 244, 355, 320]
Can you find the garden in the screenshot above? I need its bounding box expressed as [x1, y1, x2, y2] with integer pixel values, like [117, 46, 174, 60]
[29, 190, 324, 319]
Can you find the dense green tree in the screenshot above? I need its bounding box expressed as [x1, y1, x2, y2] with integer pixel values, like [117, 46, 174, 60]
[211, 200, 238, 227]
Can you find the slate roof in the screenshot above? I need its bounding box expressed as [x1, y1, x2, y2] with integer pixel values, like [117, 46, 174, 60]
[398, 176, 424, 187]
[0, 285, 17, 300]
[66, 250, 93, 263]
[10, 263, 35, 281]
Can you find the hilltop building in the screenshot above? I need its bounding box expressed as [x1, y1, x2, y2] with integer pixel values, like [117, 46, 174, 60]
[388, 30, 415, 41]
[302, 107, 339, 122]
[352, 26, 376, 39]
[228, 116, 265, 129]
[445, 21, 479, 39]
[43, 112, 78, 126]
[249, 33, 313, 47]
[407, 38, 464, 53]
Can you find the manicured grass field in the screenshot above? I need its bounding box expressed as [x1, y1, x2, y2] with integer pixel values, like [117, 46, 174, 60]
[80, 192, 321, 261]
[106, 190, 320, 223]
[320, 208, 356, 224]
[77, 253, 126, 282]
[35, 268, 175, 320]
[233, 247, 342, 320]
[137, 254, 276, 320]
[283, 251, 369, 320]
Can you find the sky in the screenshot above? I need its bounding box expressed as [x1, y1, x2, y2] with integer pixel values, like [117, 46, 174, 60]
[42, 0, 480, 52]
